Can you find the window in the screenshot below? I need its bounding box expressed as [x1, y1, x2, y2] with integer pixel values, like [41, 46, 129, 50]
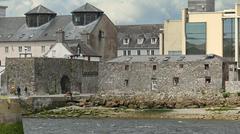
[151, 50, 154, 55]
[18, 46, 22, 52]
[123, 38, 130, 45]
[41, 46, 45, 53]
[99, 30, 104, 38]
[205, 64, 209, 70]
[205, 76, 211, 84]
[123, 50, 127, 56]
[151, 38, 157, 44]
[186, 22, 206, 55]
[137, 50, 141, 55]
[24, 46, 31, 52]
[137, 38, 144, 44]
[173, 77, 179, 86]
[125, 65, 129, 71]
[153, 65, 157, 70]
[124, 79, 129, 87]
[52, 50, 56, 57]
[151, 78, 157, 91]
[147, 50, 150, 55]
[224, 18, 235, 61]
[5, 47, 8, 53]
[179, 64, 184, 68]
[127, 50, 131, 56]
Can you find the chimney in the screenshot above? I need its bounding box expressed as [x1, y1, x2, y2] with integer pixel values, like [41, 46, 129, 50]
[0, 6, 7, 17]
[56, 29, 65, 43]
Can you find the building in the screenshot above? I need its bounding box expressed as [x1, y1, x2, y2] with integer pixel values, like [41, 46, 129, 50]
[3, 58, 99, 95]
[117, 24, 164, 57]
[99, 55, 234, 93]
[0, 3, 117, 66]
[44, 30, 101, 61]
[163, 20, 183, 55]
[163, 4, 240, 80]
[181, 4, 240, 74]
[188, 0, 215, 12]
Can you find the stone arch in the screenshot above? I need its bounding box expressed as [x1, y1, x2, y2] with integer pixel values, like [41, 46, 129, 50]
[60, 75, 71, 94]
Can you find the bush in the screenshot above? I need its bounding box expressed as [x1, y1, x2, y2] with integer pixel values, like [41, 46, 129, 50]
[237, 92, 240, 97]
[0, 122, 24, 134]
[223, 92, 230, 98]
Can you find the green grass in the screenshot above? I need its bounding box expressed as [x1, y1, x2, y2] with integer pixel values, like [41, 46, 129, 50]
[138, 109, 173, 114]
[0, 122, 24, 134]
[206, 107, 236, 112]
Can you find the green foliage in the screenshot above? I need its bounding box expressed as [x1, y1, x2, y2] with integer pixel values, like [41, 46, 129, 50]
[206, 107, 236, 112]
[0, 122, 24, 134]
[237, 92, 240, 97]
[223, 92, 230, 98]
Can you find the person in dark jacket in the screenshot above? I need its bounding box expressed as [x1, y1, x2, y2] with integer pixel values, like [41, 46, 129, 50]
[17, 86, 21, 97]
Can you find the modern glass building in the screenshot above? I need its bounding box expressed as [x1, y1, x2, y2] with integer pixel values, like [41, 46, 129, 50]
[180, 4, 240, 77]
[186, 22, 206, 55]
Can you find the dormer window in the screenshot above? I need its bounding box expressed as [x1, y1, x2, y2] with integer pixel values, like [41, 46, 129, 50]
[72, 3, 104, 26]
[123, 38, 130, 45]
[151, 38, 158, 44]
[137, 38, 144, 44]
[25, 5, 56, 27]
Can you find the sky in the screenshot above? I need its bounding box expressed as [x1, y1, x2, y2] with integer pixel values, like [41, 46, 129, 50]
[0, 0, 238, 25]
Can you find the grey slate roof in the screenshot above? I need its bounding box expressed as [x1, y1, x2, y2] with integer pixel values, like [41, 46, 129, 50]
[0, 15, 101, 42]
[25, 5, 56, 15]
[65, 40, 100, 57]
[117, 24, 163, 50]
[107, 54, 225, 63]
[72, 3, 103, 13]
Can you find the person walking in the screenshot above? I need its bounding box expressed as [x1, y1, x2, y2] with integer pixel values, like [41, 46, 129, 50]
[24, 87, 28, 96]
[17, 86, 21, 97]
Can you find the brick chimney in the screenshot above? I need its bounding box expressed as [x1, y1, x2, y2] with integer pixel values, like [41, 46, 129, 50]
[0, 6, 7, 17]
[56, 29, 65, 43]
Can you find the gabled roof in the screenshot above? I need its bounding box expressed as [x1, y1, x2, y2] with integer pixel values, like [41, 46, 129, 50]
[117, 24, 163, 49]
[72, 3, 103, 13]
[25, 5, 56, 15]
[0, 15, 102, 42]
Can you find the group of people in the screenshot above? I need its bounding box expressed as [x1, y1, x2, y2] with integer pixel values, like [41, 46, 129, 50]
[16, 86, 28, 97]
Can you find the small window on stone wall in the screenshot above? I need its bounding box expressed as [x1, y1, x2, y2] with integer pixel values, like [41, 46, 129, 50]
[205, 64, 209, 70]
[205, 76, 211, 84]
[153, 65, 157, 70]
[173, 77, 179, 86]
[124, 79, 129, 87]
[179, 64, 184, 68]
[125, 65, 129, 71]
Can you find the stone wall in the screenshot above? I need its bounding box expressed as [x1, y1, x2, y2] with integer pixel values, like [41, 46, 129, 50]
[4, 58, 99, 95]
[99, 58, 225, 95]
[225, 81, 240, 93]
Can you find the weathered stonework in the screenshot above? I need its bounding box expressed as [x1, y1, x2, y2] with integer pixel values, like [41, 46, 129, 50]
[225, 81, 240, 93]
[98, 55, 230, 95]
[4, 58, 99, 95]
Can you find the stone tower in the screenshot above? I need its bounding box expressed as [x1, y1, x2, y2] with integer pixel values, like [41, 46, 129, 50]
[188, 0, 215, 12]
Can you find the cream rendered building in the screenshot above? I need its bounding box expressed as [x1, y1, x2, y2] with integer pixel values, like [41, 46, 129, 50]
[163, 20, 183, 55]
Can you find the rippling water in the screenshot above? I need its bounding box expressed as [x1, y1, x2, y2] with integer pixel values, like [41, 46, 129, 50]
[23, 118, 240, 134]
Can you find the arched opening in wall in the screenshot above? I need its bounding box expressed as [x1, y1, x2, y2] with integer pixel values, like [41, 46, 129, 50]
[60, 75, 71, 94]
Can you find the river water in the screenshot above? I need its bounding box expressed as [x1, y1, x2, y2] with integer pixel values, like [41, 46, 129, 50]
[22, 118, 240, 134]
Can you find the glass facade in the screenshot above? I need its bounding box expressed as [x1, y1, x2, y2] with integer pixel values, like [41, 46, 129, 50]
[186, 22, 206, 55]
[223, 18, 235, 61]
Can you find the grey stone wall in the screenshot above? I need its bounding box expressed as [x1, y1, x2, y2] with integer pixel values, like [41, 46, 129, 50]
[5, 58, 99, 95]
[225, 81, 240, 93]
[99, 59, 225, 95]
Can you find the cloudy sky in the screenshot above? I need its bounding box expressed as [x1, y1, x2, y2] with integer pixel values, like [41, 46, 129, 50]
[0, 0, 238, 25]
